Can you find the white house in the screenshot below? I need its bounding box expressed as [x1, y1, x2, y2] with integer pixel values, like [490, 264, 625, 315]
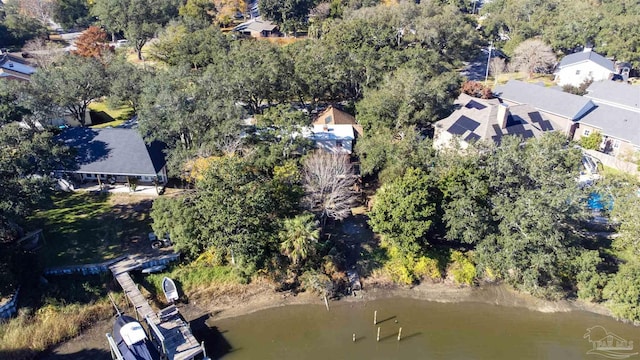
[304, 106, 362, 154]
[554, 49, 615, 87]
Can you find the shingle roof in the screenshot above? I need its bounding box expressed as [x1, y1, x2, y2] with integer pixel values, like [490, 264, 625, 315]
[57, 127, 166, 176]
[435, 93, 561, 145]
[579, 104, 640, 146]
[495, 80, 596, 120]
[558, 51, 615, 71]
[233, 16, 277, 33]
[585, 81, 640, 111]
[313, 106, 363, 135]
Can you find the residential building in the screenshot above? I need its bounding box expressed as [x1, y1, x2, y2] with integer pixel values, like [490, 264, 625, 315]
[574, 81, 640, 157]
[0, 51, 36, 81]
[305, 106, 362, 154]
[554, 49, 615, 87]
[56, 127, 168, 185]
[233, 16, 279, 38]
[434, 92, 565, 149]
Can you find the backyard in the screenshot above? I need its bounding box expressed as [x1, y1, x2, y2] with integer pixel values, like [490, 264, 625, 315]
[27, 192, 155, 268]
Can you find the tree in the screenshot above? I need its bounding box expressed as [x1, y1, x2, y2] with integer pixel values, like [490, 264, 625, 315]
[302, 151, 357, 229]
[23, 38, 65, 68]
[580, 131, 603, 150]
[92, 0, 180, 60]
[258, 0, 314, 34]
[279, 213, 320, 268]
[603, 263, 640, 322]
[29, 55, 109, 126]
[489, 57, 506, 83]
[511, 39, 557, 78]
[53, 0, 92, 29]
[368, 167, 438, 256]
[0, 120, 73, 295]
[107, 57, 152, 113]
[0, 1, 48, 46]
[150, 24, 229, 69]
[73, 26, 113, 59]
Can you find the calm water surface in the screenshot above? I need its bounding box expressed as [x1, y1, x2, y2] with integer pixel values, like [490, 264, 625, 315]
[212, 298, 640, 360]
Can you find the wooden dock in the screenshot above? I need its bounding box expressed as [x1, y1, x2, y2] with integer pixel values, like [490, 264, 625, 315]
[109, 254, 203, 360]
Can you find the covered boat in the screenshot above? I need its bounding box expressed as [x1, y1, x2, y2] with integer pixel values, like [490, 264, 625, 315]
[163, 277, 179, 303]
[107, 315, 160, 360]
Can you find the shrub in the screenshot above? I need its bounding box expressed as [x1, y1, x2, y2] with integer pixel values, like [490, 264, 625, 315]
[461, 81, 494, 99]
[448, 251, 476, 285]
[580, 131, 603, 150]
[413, 256, 442, 280]
[383, 245, 443, 284]
[603, 263, 640, 322]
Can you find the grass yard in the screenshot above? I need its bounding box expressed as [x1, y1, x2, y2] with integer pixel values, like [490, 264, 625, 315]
[88, 101, 134, 128]
[27, 192, 154, 268]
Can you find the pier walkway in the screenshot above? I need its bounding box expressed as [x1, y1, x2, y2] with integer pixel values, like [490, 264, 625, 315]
[109, 254, 203, 360]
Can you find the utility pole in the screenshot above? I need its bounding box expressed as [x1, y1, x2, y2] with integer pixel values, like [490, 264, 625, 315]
[484, 41, 493, 85]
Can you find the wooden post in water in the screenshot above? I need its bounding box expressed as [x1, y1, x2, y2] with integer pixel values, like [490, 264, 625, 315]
[397, 327, 402, 341]
[374, 310, 377, 325]
[324, 295, 330, 311]
[353, 333, 356, 342]
[377, 327, 380, 342]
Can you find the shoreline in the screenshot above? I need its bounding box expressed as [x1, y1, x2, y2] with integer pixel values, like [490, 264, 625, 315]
[42, 279, 621, 359]
[198, 280, 614, 323]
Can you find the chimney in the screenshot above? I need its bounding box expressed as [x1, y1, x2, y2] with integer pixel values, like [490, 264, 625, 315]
[497, 103, 510, 129]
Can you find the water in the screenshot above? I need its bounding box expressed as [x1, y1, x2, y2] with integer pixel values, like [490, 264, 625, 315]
[210, 298, 639, 359]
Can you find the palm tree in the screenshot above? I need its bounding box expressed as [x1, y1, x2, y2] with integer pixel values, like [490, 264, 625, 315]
[279, 213, 320, 267]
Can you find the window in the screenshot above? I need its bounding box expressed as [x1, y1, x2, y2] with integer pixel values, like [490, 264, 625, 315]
[583, 129, 591, 136]
[576, 70, 581, 75]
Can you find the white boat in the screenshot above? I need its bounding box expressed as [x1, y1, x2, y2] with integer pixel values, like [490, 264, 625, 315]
[107, 314, 160, 360]
[162, 277, 179, 303]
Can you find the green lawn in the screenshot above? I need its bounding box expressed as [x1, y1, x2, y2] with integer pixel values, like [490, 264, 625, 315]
[27, 193, 154, 267]
[88, 101, 134, 129]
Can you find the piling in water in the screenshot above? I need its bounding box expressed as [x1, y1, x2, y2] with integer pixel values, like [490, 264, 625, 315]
[377, 327, 380, 342]
[397, 327, 402, 341]
[374, 310, 377, 325]
[353, 333, 356, 342]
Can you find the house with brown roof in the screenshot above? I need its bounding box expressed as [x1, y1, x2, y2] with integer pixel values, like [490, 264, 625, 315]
[305, 106, 362, 154]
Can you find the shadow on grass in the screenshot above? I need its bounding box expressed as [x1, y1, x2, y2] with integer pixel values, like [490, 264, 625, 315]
[27, 193, 154, 268]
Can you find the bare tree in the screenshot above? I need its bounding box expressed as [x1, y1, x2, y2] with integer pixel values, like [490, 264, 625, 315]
[16, 0, 55, 25]
[23, 39, 65, 68]
[489, 57, 506, 84]
[303, 151, 357, 229]
[511, 39, 557, 78]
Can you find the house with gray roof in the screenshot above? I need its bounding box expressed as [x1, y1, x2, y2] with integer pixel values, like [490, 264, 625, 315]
[433, 93, 565, 149]
[233, 16, 279, 38]
[0, 51, 36, 81]
[554, 49, 615, 87]
[573, 80, 640, 157]
[585, 81, 640, 112]
[57, 127, 167, 186]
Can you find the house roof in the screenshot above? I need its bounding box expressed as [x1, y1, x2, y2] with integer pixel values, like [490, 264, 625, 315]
[0, 52, 36, 81]
[495, 80, 596, 120]
[558, 50, 615, 71]
[308, 124, 355, 141]
[435, 93, 561, 145]
[579, 104, 640, 147]
[585, 81, 640, 112]
[57, 127, 166, 176]
[233, 16, 277, 33]
[313, 106, 363, 135]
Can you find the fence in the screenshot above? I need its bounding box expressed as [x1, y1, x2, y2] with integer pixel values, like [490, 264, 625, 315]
[585, 149, 640, 176]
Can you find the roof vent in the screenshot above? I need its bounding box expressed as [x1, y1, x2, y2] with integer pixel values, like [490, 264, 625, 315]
[8, 62, 13, 68]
